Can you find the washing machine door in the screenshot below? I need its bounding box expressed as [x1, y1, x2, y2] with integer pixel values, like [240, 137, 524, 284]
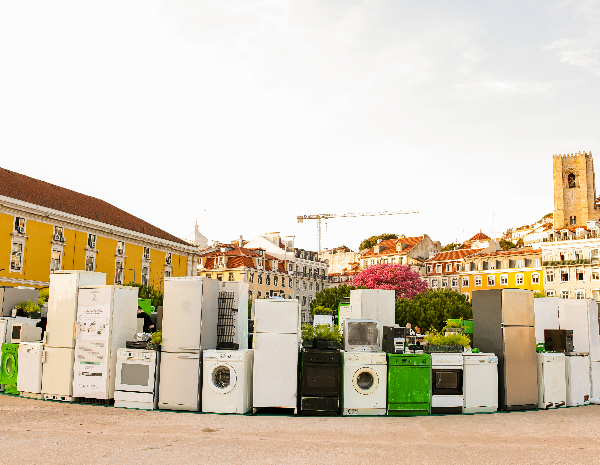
[1, 352, 18, 385]
[208, 362, 237, 394]
[352, 367, 379, 395]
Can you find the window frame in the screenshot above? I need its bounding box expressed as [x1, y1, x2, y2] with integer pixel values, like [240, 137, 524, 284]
[487, 275, 495, 286]
[515, 273, 524, 285]
[474, 275, 482, 287]
[500, 274, 509, 286]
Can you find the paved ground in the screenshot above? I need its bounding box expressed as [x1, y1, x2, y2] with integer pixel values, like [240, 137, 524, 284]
[0, 394, 599, 464]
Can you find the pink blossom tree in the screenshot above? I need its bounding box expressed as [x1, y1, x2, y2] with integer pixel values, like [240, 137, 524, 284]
[352, 264, 428, 300]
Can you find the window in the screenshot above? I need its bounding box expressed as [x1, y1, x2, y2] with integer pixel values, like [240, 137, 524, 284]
[87, 234, 96, 249]
[475, 276, 482, 287]
[257, 291, 262, 299]
[592, 249, 599, 261]
[509, 260, 516, 269]
[289, 277, 293, 287]
[576, 268, 584, 280]
[500, 274, 508, 286]
[462, 277, 469, 287]
[50, 249, 62, 272]
[593, 290, 600, 300]
[288, 294, 292, 299]
[561, 269, 569, 282]
[489, 261, 495, 270]
[525, 259, 531, 267]
[593, 268, 600, 280]
[165, 270, 171, 278]
[303, 281, 307, 289]
[165, 253, 172, 265]
[441, 278, 448, 288]
[288, 263, 293, 271]
[436, 264, 442, 273]
[570, 215, 577, 225]
[476, 262, 482, 271]
[315, 284, 319, 292]
[309, 282, 313, 290]
[117, 241, 125, 255]
[391, 258, 396, 264]
[533, 259, 540, 267]
[249, 273, 254, 284]
[53, 226, 64, 242]
[463, 292, 470, 302]
[546, 269, 554, 282]
[456, 263, 461, 272]
[518, 260, 524, 268]
[576, 290, 585, 299]
[488, 275, 495, 286]
[575, 250, 583, 260]
[431, 278, 438, 288]
[516, 273, 524, 285]
[141, 266, 149, 286]
[568, 173, 576, 188]
[14, 217, 26, 234]
[482, 261, 488, 271]
[560, 252, 566, 261]
[561, 290, 570, 299]
[228, 273, 234, 281]
[143, 247, 151, 260]
[206, 273, 212, 278]
[502, 261, 508, 269]
[266, 275, 271, 285]
[85, 255, 95, 272]
[446, 263, 452, 272]
[281, 277, 285, 288]
[302, 296, 307, 306]
[451, 277, 459, 288]
[115, 262, 123, 285]
[217, 273, 223, 281]
[10, 242, 23, 272]
[546, 290, 556, 297]
[258, 274, 263, 284]
[531, 273, 540, 284]
[427, 265, 432, 273]
[274, 276, 278, 286]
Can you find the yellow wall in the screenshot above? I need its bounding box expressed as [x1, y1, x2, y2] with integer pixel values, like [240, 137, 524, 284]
[22, 219, 53, 282]
[460, 269, 544, 299]
[0, 212, 13, 278]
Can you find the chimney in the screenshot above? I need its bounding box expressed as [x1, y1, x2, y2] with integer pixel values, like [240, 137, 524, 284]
[239, 235, 243, 247]
[377, 238, 382, 244]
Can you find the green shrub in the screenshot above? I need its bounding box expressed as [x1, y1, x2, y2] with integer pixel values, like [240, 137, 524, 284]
[311, 305, 333, 316]
[16, 300, 40, 314]
[150, 330, 162, 346]
[301, 323, 342, 343]
[424, 329, 470, 348]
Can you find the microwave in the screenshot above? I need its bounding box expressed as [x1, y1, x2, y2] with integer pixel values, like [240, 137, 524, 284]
[11, 323, 42, 343]
[343, 319, 380, 352]
[544, 329, 573, 352]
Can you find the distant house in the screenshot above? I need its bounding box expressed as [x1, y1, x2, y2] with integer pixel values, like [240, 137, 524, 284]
[360, 235, 440, 275]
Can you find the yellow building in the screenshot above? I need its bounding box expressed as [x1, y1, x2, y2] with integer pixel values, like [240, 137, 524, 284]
[460, 249, 543, 300]
[0, 167, 199, 289]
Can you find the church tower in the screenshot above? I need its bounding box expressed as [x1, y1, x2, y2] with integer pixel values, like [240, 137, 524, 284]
[553, 151, 599, 228]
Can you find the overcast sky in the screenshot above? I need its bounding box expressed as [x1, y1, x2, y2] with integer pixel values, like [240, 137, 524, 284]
[1, 1, 599, 252]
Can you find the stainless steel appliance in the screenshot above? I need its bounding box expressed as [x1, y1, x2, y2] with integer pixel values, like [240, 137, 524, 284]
[382, 326, 408, 354]
[431, 353, 463, 414]
[544, 329, 573, 353]
[472, 289, 538, 411]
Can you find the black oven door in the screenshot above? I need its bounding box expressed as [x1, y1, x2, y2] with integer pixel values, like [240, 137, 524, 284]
[302, 363, 340, 397]
[432, 369, 463, 396]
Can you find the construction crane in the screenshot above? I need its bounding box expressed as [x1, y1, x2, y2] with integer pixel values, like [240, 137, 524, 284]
[297, 210, 419, 252]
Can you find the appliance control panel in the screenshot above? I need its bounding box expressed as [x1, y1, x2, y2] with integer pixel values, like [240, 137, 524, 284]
[117, 348, 157, 361]
[204, 350, 247, 361]
[431, 353, 463, 367]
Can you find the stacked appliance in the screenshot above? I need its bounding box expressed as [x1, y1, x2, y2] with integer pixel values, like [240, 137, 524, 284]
[473, 289, 538, 411]
[158, 277, 218, 411]
[341, 319, 387, 416]
[537, 351, 566, 409]
[114, 348, 160, 409]
[382, 326, 408, 354]
[17, 342, 44, 398]
[387, 353, 431, 415]
[216, 281, 249, 350]
[72, 286, 138, 401]
[431, 353, 463, 414]
[462, 353, 498, 413]
[300, 348, 340, 415]
[253, 299, 300, 414]
[0, 317, 39, 392]
[565, 352, 590, 406]
[41, 271, 106, 401]
[202, 349, 253, 414]
[349, 289, 395, 346]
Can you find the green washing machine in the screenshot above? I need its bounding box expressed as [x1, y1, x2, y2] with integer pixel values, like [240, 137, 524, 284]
[387, 353, 431, 415]
[0, 343, 19, 394]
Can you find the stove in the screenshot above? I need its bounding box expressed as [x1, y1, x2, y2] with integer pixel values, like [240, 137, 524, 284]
[431, 352, 463, 414]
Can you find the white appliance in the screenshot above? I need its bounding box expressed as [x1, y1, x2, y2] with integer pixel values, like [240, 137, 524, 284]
[565, 352, 590, 406]
[253, 299, 300, 413]
[349, 289, 395, 348]
[216, 281, 249, 350]
[41, 271, 106, 401]
[341, 351, 387, 415]
[536, 352, 566, 409]
[10, 323, 42, 343]
[534, 297, 560, 344]
[158, 277, 218, 411]
[202, 349, 253, 414]
[114, 348, 160, 410]
[72, 286, 138, 400]
[344, 319, 380, 352]
[313, 315, 333, 327]
[463, 353, 498, 413]
[16, 342, 43, 397]
[431, 352, 463, 414]
[1, 317, 40, 393]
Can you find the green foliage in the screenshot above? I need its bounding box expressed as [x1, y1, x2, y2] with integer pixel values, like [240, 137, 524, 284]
[516, 238, 524, 248]
[310, 285, 356, 314]
[445, 319, 462, 328]
[359, 234, 398, 251]
[125, 282, 163, 308]
[311, 305, 333, 316]
[38, 288, 49, 307]
[395, 289, 472, 333]
[16, 300, 40, 314]
[248, 299, 253, 319]
[534, 291, 546, 298]
[441, 243, 461, 252]
[301, 323, 342, 343]
[499, 238, 517, 250]
[542, 213, 553, 219]
[150, 330, 162, 346]
[424, 329, 470, 348]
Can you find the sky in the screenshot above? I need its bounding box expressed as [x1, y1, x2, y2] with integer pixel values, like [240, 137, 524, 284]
[1, 1, 599, 252]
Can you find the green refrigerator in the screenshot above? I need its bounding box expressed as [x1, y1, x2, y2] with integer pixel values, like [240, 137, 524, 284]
[387, 353, 431, 415]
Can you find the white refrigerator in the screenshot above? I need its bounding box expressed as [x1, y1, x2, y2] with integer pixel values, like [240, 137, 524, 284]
[349, 289, 395, 347]
[158, 277, 218, 411]
[536, 352, 566, 409]
[253, 299, 300, 413]
[41, 271, 106, 400]
[72, 286, 138, 400]
[216, 281, 249, 350]
[565, 353, 591, 406]
[533, 297, 560, 344]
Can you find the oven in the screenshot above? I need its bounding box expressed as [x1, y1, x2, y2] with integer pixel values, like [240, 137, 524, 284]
[115, 349, 158, 393]
[430, 353, 463, 414]
[301, 349, 340, 397]
[432, 368, 463, 396]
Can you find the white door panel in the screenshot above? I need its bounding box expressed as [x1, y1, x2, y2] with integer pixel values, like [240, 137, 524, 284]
[158, 351, 201, 410]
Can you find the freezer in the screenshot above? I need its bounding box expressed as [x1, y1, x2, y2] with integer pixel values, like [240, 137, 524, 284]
[254, 299, 300, 334]
[41, 347, 75, 398]
[559, 299, 600, 360]
[158, 351, 201, 411]
[502, 289, 535, 326]
[537, 352, 566, 409]
[534, 297, 560, 344]
[503, 326, 538, 409]
[565, 353, 590, 406]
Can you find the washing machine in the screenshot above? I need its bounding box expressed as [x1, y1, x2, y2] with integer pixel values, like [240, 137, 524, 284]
[341, 351, 387, 415]
[0, 343, 19, 394]
[202, 349, 253, 414]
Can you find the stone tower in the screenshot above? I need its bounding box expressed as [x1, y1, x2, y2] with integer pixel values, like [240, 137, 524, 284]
[553, 151, 599, 228]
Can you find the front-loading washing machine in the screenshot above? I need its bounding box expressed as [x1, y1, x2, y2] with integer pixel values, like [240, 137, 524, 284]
[202, 349, 253, 414]
[341, 351, 387, 415]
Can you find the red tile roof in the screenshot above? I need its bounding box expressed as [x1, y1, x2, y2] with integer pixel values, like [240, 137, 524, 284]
[202, 247, 260, 258]
[428, 249, 483, 262]
[468, 232, 491, 241]
[226, 256, 256, 268]
[361, 236, 423, 257]
[468, 248, 542, 259]
[0, 167, 189, 245]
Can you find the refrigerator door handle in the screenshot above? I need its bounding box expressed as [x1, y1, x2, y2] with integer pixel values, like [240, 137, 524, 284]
[178, 347, 201, 352]
[42, 332, 47, 344]
[178, 355, 200, 359]
[41, 350, 46, 363]
[73, 322, 78, 340]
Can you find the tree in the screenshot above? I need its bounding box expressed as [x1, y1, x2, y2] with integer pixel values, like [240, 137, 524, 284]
[516, 237, 524, 248]
[395, 289, 472, 332]
[441, 242, 461, 252]
[359, 233, 398, 251]
[352, 264, 427, 300]
[310, 284, 356, 314]
[499, 238, 517, 250]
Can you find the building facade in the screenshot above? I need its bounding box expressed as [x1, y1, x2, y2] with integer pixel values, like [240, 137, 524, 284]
[460, 249, 543, 300]
[360, 235, 440, 275]
[320, 246, 358, 275]
[424, 249, 483, 292]
[1, 167, 199, 289]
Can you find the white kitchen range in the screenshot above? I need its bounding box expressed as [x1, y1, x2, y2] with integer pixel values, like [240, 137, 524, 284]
[202, 349, 253, 414]
[114, 348, 160, 410]
[41, 271, 107, 401]
[537, 352, 566, 409]
[72, 286, 138, 401]
[17, 342, 43, 398]
[462, 352, 498, 413]
[431, 353, 463, 414]
[158, 277, 218, 412]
